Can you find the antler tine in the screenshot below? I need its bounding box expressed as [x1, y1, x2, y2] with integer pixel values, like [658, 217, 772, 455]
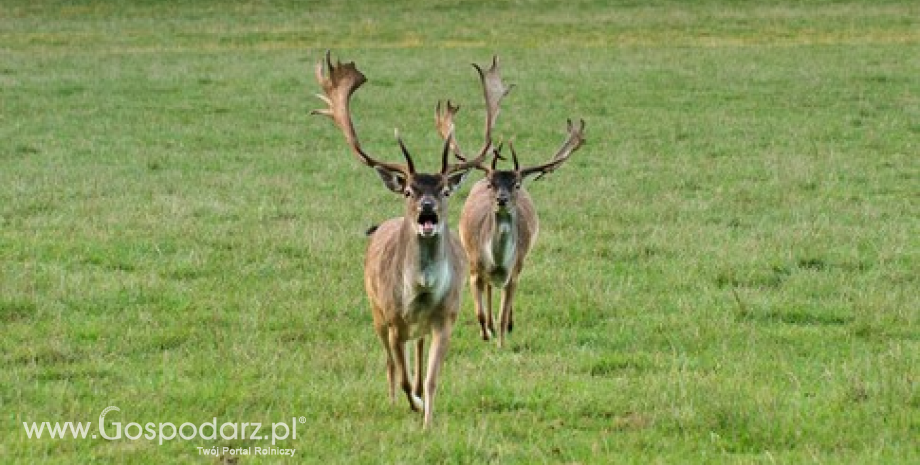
[509, 140, 520, 171]
[490, 142, 505, 171]
[440, 130, 453, 174]
[312, 51, 409, 175]
[394, 129, 416, 174]
[518, 119, 586, 180]
[436, 100, 479, 165]
[435, 100, 462, 158]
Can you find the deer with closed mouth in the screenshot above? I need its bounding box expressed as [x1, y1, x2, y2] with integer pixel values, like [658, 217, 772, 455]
[436, 74, 586, 347]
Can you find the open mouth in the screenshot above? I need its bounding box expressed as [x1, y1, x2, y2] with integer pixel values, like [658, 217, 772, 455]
[417, 211, 440, 237]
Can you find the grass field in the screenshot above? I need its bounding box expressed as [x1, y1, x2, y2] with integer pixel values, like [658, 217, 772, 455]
[2, 0, 918, 463]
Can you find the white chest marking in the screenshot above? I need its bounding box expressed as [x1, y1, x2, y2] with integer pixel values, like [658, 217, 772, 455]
[403, 259, 452, 308]
[486, 218, 516, 287]
[418, 259, 451, 302]
[403, 260, 452, 339]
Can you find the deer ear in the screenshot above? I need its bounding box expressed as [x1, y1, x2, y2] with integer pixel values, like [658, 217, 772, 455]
[375, 166, 408, 194]
[445, 169, 471, 195]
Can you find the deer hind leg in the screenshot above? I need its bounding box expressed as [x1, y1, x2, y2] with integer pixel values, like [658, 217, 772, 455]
[498, 279, 517, 348]
[388, 327, 424, 412]
[412, 338, 425, 400]
[470, 275, 493, 341]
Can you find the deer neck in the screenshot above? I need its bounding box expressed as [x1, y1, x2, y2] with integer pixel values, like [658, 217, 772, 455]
[400, 219, 451, 301]
[489, 209, 517, 270]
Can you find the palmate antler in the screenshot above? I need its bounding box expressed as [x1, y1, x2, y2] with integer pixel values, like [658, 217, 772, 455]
[312, 51, 417, 175]
[482, 123, 586, 178]
[435, 56, 514, 167]
[314, 51, 488, 177]
[516, 118, 586, 180]
[434, 56, 586, 179]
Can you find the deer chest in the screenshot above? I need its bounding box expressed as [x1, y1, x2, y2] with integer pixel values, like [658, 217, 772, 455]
[403, 260, 452, 312]
[484, 222, 516, 287]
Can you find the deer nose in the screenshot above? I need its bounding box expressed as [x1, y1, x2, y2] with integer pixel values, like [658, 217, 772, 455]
[420, 199, 436, 212]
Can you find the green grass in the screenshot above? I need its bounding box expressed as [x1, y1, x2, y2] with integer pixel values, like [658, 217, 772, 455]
[2, 0, 918, 463]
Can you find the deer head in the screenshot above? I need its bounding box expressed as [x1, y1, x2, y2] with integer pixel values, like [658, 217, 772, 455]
[466, 119, 587, 215]
[381, 133, 471, 238]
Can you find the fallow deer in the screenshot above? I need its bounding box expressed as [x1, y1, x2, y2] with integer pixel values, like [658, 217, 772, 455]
[437, 86, 586, 347]
[312, 52, 510, 427]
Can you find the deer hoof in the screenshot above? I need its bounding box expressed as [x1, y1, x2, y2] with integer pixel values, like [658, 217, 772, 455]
[410, 395, 424, 412]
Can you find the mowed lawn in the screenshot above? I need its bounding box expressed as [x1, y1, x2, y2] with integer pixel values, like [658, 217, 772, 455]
[2, 0, 918, 463]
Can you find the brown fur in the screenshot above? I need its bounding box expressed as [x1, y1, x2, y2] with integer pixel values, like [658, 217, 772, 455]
[459, 178, 539, 346]
[365, 218, 467, 329]
[455, 120, 586, 347]
[313, 51, 513, 427]
[363, 181, 468, 429]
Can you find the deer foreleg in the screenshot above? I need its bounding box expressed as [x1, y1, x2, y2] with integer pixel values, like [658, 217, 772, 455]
[470, 275, 493, 340]
[498, 279, 517, 348]
[486, 283, 496, 338]
[389, 328, 423, 412]
[413, 338, 425, 400]
[423, 322, 452, 429]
